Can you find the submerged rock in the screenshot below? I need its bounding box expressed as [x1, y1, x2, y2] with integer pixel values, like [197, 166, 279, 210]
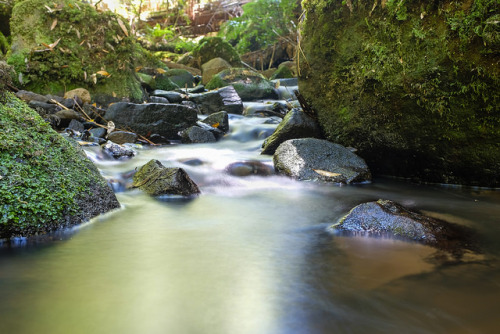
[225, 161, 274, 177]
[261, 108, 322, 155]
[104, 102, 198, 139]
[331, 199, 478, 255]
[273, 138, 371, 183]
[132, 159, 200, 197]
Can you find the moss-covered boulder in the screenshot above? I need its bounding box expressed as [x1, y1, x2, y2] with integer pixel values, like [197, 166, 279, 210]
[191, 37, 241, 68]
[206, 68, 278, 101]
[299, 0, 500, 187]
[7, 0, 162, 101]
[0, 92, 120, 239]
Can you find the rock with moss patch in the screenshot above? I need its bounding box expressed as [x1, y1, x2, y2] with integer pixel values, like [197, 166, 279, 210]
[331, 199, 478, 255]
[205, 68, 278, 101]
[0, 93, 120, 240]
[191, 37, 241, 68]
[273, 138, 371, 184]
[132, 159, 200, 197]
[163, 69, 196, 88]
[261, 108, 323, 155]
[299, 0, 500, 187]
[104, 102, 198, 139]
[270, 62, 295, 80]
[7, 0, 157, 101]
[201, 57, 232, 85]
[102, 141, 135, 159]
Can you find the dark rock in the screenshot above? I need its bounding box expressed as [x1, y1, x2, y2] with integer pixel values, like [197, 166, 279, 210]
[104, 103, 198, 139]
[180, 126, 216, 144]
[205, 68, 279, 101]
[132, 159, 200, 197]
[273, 138, 371, 183]
[148, 96, 169, 104]
[15, 90, 49, 103]
[179, 158, 204, 166]
[331, 199, 478, 255]
[67, 119, 85, 133]
[149, 134, 170, 144]
[189, 86, 243, 115]
[53, 109, 84, 128]
[225, 161, 274, 177]
[107, 131, 138, 144]
[45, 94, 64, 103]
[186, 85, 206, 94]
[89, 127, 107, 138]
[202, 111, 229, 133]
[262, 108, 323, 155]
[164, 69, 196, 88]
[196, 121, 225, 140]
[28, 100, 58, 115]
[151, 90, 185, 103]
[243, 101, 289, 118]
[102, 142, 135, 159]
[61, 97, 83, 110]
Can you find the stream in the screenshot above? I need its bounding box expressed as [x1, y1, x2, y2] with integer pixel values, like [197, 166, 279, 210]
[1, 100, 499, 334]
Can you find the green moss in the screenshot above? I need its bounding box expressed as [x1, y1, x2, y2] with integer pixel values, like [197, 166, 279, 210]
[270, 65, 294, 79]
[0, 31, 8, 56]
[0, 92, 116, 238]
[191, 37, 241, 68]
[299, 0, 500, 186]
[7, 0, 160, 101]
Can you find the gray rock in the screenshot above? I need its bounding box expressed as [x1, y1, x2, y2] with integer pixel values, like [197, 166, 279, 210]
[189, 86, 243, 115]
[132, 159, 200, 197]
[15, 90, 49, 103]
[151, 90, 185, 103]
[67, 119, 85, 133]
[201, 57, 232, 85]
[107, 131, 138, 144]
[102, 142, 135, 159]
[104, 103, 198, 139]
[331, 199, 478, 254]
[186, 85, 206, 94]
[262, 108, 322, 155]
[28, 100, 58, 115]
[273, 138, 371, 183]
[201, 111, 229, 133]
[148, 96, 169, 104]
[89, 127, 107, 138]
[180, 126, 216, 144]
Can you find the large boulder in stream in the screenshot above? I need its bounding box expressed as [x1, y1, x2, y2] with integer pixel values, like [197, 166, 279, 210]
[261, 108, 323, 155]
[273, 138, 371, 184]
[206, 68, 279, 101]
[0, 93, 120, 240]
[132, 159, 200, 197]
[331, 199, 478, 256]
[298, 1, 500, 187]
[104, 102, 198, 139]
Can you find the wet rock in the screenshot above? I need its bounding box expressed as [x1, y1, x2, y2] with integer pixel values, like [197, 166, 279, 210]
[15, 90, 49, 103]
[179, 126, 216, 144]
[205, 68, 279, 101]
[186, 85, 206, 94]
[151, 90, 184, 103]
[52, 109, 84, 128]
[104, 102, 198, 139]
[148, 96, 170, 104]
[331, 199, 478, 255]
[273, 138, 371, 183]
[201, 111, 229, 133]
[67, 119, 85, 133]
[107, 131, 138, 144]
[102, 142, 135, 159]
[132, 159, 200, 197]
[89, 127, 107, 138]
[28, 100, 58, 116]
[225, 161, 274, 177]
[149, 134, 170, 145]
[201, 57, 232, 85]
[243, 101, 289, 118]
[64, 88, 91, 104]
[262, 108, 323, 155]
[189, 85, 243, 115]
[163, 69, 196, 88]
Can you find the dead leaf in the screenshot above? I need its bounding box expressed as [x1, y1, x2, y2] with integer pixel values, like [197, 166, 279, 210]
[135, 66, 143, 72]
[117, 18, 129, 37]
[79, 40, 85, 46]
[44, 5, 53, 13]
[50, 19, 58, 30]
[74, 2, 80, 10]
[313, 169, 341, 178]
[75, 28, 80, 39]
[156, 68, 166, 74]
[91, 73, 97, 84]
[102, 49, 109, 53]
[112, 92, 117, 97]
[84, 71, 87, 81]
[92, 103, 97, 107]
[211, 122, 220, 128]
[275, 80, 280, 89]
[96, 70, 111, 77]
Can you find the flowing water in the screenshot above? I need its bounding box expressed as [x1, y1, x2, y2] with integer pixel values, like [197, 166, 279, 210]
[1, 110, 499, 334]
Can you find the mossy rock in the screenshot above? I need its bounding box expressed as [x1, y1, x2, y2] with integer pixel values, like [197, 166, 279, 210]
[163, 68, 196, 88]
[0, 92, 120, 239]
[299, 0, 500, 187]
[7, 0, 161, 101]
[191, 37, 241, 68]
[205, 68, 278, 101]
[0, 31, 8, 57]
[269, 65, 294, 80]
[154, 74, 180, 91]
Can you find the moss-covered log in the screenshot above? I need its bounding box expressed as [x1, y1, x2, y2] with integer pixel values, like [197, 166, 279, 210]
[0, 92, 120, 239]
[299, 0, 499, 187]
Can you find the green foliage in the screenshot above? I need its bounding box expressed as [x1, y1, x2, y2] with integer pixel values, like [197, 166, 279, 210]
[141, 23, 196, 53]
[219, 0, 299, 53]
[0, 31, 9, 56]
[0, 93, 100, 237]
